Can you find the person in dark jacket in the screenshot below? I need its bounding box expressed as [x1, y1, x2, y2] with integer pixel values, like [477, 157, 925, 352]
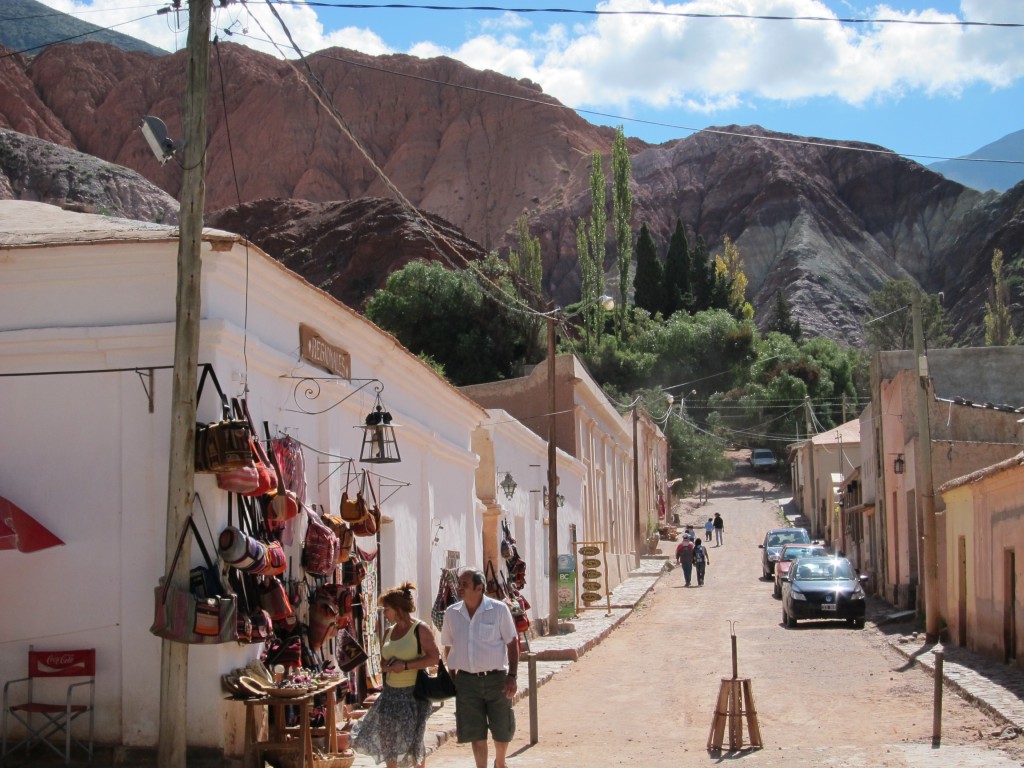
[675, 534, 695, 586]
[713, 512, 724, 546]
[693, 538, 710, 586]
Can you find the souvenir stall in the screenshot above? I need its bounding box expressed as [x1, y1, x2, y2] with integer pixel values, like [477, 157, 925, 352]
[0, 201, 490, 762]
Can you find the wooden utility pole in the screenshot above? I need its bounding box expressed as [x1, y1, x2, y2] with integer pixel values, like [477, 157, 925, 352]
[804, 397, 818, 540]
[158, 2, 212, 767]
[546, 316, 559, 634]
[912, 291, 941, 640]
[632, 403, 642, 568]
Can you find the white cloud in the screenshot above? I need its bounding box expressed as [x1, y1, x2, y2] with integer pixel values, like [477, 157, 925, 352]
[33, 0, 1024, 116]
[397, 0, 1024, 114]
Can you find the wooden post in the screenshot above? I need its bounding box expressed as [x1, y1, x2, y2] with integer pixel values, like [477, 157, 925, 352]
[932, 649, 944, 746]
[632, 403, 642, 568]
[528, 653, 538, 744]
[547, 315, 559, 635]
[157, 1, 211, 767]
[913, 292, 941, 640]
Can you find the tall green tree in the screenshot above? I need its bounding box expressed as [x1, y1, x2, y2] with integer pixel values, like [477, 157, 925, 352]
[864, 280, 951, 351]
[584, 151, 608, 347]
[576, 218, 597, 350]
[633, 223, 664, 315]
[766, 290, 801, 341]
[984, 248, 1017, 346]
[690, 235, 714, 312]
[509, 213, 543, 297]
[611, 126, 633, 336]
[663, 219, 690, 316]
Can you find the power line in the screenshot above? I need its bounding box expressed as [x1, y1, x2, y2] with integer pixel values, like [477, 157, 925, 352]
[280, 2, 1024, 29]
[0, 11, 163, 59]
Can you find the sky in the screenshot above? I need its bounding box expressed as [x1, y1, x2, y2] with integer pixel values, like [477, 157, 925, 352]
[32, 0, 1024, 162]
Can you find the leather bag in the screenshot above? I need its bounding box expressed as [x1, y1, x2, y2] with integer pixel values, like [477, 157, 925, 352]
[216, 399, 278, 496]
[151, 513, 237, 645]
[411, 624, 456, 702]
[194, 365, 254, 473]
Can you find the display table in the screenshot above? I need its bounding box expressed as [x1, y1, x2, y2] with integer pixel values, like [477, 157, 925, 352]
[240, 680, 343, 768]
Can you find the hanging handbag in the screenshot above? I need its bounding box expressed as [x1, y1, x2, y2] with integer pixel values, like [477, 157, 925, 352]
[270, 435, 307, 503]
[431, 568, 458, 631]
[258, 576, 293, 621]
[322, 514, 354, 563]
[264, 423, 299, 524]
[336, 627, 368, 672]
[302, 506, 339, 577]
[151, 512, 237, 645]
[216, 399, 278, 496]
[411, 623, 456, 702]
[194, 365, 254, 473]
[307, 592, 339, 651]
[350, 475, 380, 537]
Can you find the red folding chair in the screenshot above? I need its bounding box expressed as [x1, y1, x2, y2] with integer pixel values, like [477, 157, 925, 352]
[2, 648, 95, 765]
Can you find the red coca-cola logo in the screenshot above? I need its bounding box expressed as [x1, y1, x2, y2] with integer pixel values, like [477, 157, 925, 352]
[45, 653, 77, 667]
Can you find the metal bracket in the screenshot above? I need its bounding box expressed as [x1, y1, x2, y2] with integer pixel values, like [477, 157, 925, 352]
[136, 367, 155, 413]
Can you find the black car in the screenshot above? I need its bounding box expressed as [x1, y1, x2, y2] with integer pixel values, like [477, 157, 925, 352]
[781, 556, 867, 629]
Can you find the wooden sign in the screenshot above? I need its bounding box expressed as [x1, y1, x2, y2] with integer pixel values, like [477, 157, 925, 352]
[579, 545, 600, 557]
[582, 558, 601, 568]
[299, 324, 351, 378]
[581, 592, 603, 603]
[574, 540, 611, 615]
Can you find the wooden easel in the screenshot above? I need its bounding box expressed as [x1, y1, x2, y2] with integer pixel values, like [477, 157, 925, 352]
[707, 622, 762, 751]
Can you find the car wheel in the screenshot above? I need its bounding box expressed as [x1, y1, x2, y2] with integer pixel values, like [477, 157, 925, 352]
[783, 608, 796, 628]
[773, 583, 781, 599]
[852, 617, 865, 629]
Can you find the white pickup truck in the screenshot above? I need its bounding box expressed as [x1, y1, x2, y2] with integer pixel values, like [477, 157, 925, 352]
[749, 448, 778, 471]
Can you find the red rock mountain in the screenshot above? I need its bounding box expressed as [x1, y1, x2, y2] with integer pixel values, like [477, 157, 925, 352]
[1, 41, 1021, 345]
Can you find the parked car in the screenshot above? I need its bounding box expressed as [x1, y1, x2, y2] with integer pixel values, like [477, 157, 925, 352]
[773, 544, 829, 598]
[759, 527, 810, 579]
[749, 448, 777, 471]
[781, 556, 867, 628]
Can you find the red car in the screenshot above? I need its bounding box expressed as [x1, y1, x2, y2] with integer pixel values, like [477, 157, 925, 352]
[773, 544, 829, 598]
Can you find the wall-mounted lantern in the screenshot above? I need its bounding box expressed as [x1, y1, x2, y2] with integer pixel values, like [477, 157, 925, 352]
[893, 454, 905, 475]
[499, 471, 518, 500]
[543, 486, 565, 508]
[359, 390, 401, 464]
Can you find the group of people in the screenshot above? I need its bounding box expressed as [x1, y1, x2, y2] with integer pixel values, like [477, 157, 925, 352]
[352, 569, 519, 768]
[675, 513, 724, 587]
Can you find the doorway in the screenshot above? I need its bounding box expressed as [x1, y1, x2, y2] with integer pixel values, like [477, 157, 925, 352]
[1005, 549, 1017, 665]
[957, 536, 967, 647]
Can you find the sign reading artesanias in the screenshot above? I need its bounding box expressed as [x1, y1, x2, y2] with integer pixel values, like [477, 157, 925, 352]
[300, 323, 351, 379]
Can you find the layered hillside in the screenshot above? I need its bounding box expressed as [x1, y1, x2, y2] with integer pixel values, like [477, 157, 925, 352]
[1, 40, 1021, 345]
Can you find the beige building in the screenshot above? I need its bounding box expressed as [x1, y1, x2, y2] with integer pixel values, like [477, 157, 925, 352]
[941, 453, 1024, 665]
[462, 355, 669, 587]
[788, 419, 861, 545]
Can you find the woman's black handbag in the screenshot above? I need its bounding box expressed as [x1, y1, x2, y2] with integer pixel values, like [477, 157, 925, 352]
[413, 659, 456, 702]
[411, 622, 456, 702]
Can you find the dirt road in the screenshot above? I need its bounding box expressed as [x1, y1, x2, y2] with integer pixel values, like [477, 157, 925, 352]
[425, 466, 1024, 768]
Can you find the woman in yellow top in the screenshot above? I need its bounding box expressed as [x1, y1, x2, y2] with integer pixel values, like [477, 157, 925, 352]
[352, 582, 440, 768]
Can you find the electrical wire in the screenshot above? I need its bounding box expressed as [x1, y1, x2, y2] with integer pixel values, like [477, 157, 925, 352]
[277, 1, 1024, 29]
[0, 11, 164, 59]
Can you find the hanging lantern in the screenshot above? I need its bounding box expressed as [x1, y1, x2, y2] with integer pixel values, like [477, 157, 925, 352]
[499, 472, 517, 500]
[358, 391, 401, 464]
[893, 454, 905, 475]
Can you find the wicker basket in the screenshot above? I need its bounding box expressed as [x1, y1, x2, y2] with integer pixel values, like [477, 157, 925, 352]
[279, 750, 355, 768]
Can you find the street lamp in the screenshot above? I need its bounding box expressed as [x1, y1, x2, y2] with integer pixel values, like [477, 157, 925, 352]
[545, 294, 614, 635]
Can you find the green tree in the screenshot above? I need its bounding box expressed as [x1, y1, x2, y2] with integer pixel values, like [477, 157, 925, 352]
[576, 218, 597, 349]
[663, 219, 690, 316]
[584, 151, 608, 347]
[611, 126, 633, 336]
[365, 258, 540, 385]
[766, 290, 801, 341]
[864, 280, 951, 351]
[984, 248, 1018, 346]
[690, 235, 714, 312]
[712, 236, 754, 320]
[632, 223, 664, 315]
[509, 213, 543, 297]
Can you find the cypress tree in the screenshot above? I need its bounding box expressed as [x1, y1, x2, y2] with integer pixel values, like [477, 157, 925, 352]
[663, 219, 691, 316]
[633, 223, 664, 315]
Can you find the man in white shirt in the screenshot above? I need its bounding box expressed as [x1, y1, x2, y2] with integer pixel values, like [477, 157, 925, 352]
[441, 567, 519, 768]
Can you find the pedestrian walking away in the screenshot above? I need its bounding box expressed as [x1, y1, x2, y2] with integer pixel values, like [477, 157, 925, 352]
[351, 582, 440, 768]
[693, 538, 710, 586]
[675, 534, 695, 586]
[704, 517, 714, 542]
[713, 512, 724, 546]
[441, 567, 519, 768]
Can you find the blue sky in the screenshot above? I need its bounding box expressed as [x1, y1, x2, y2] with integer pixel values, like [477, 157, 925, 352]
[37, 0, 1024, 161]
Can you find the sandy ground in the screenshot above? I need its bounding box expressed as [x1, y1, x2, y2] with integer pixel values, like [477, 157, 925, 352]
[424, 457, 1024, 768]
